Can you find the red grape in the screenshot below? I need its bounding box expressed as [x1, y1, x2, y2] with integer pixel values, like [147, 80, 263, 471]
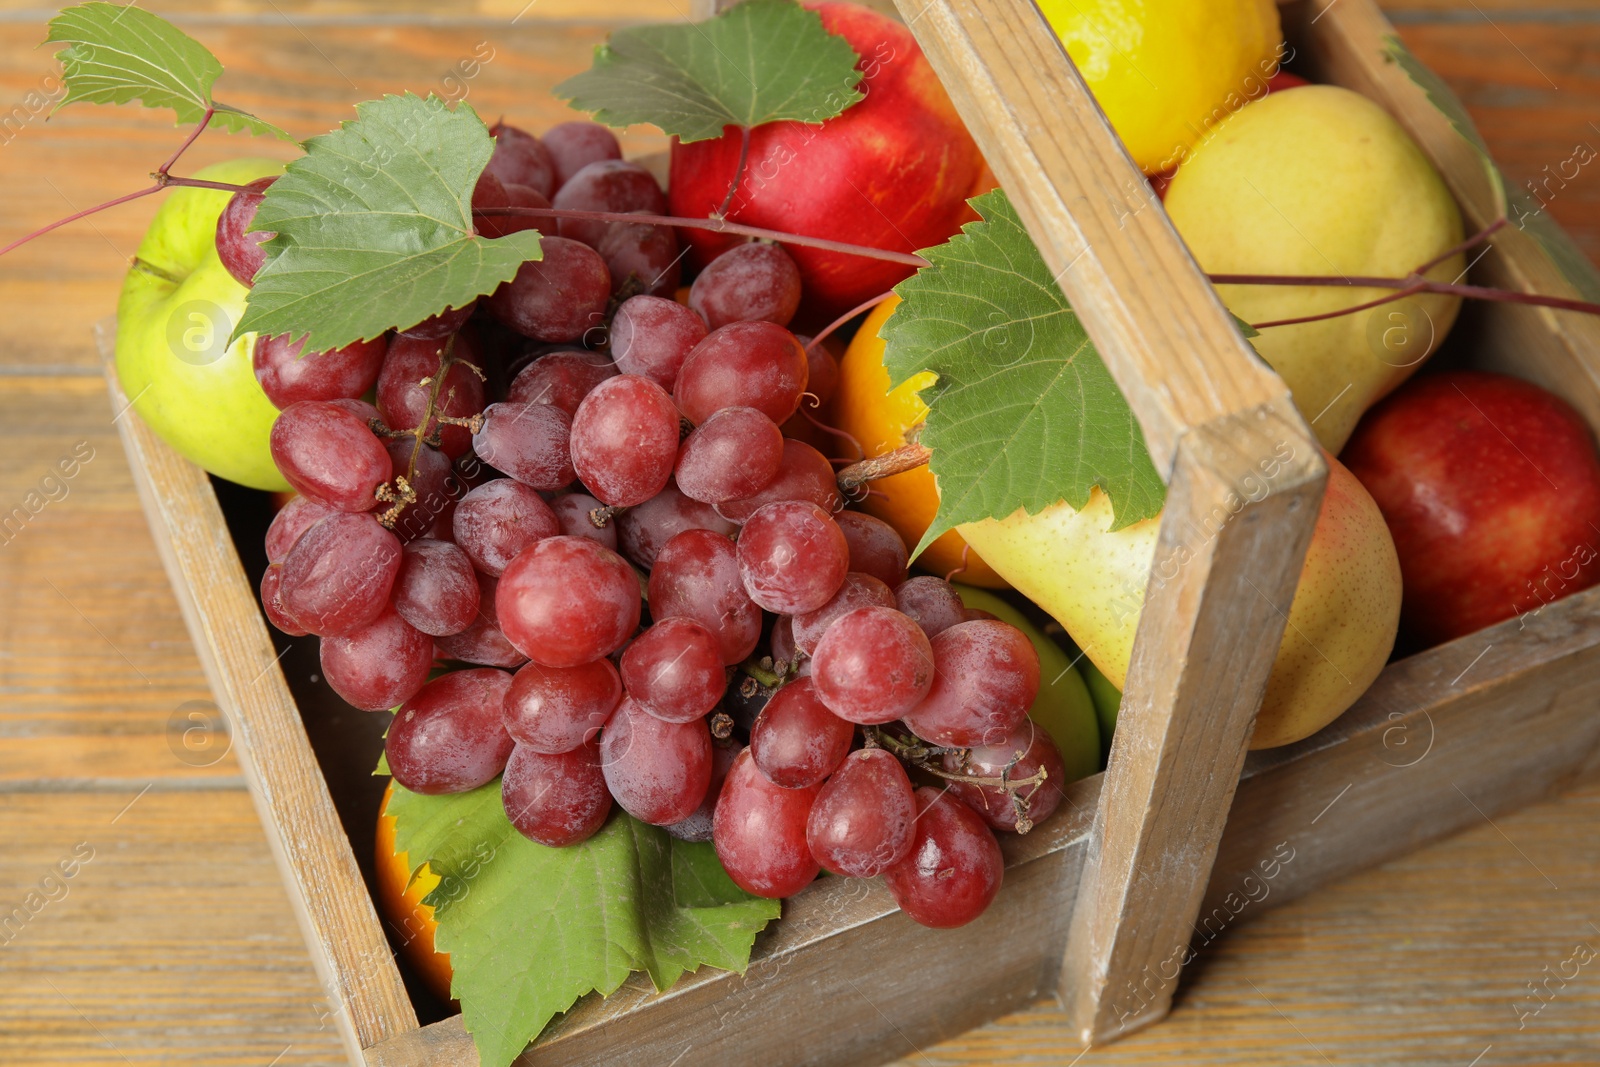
[570, 374, 680, 506]
[811, 606, 934, 724]
[435, 572, 528, 668]
[472, 401, 574, 490]
[903, 620, 1040, 747]
[279, 512, 401, 637]
[397, 303, 475, 341]
[666, 742, 740, 843]
[253, 333, 387, 410]
[748, 677, 853, 789]
[737, 500, 849, 614]
[797, 336, 840, 408]
[715, 438, 842, 522]
[319, 606, 434, 711]
[542, 121, 621, 188]
[689, 242, 802, 329]
[894, 576, 967, 639]
[215, 175, 277, 286]
[551, 160, 666, 248]
[270, 401, 392, 513]
[550, 492, 618, 550]
[487, 121, 556, 198]
[943, 720, 1068, 833]
[509, 349, 617, 416]
[385, 668, 515, 795]
[260, 564, 307, 636]
[265, 495, 338, 564]
[835, 511, 909, 589]
[675, 407, 784, 504]
[616, 482, 736, 569]
[485, 236, 611, 343]
[502, 740, 612, 846]
[713, 750, 819, 899]
[377, 333, 486, 460]
[497, 535, 642, 667]
[769, 615, 803, 673]
[648, 529, 762, 665]
[503, 657, 622, 753]
[597, 217, 681, 296]
[619, 617, 725, 723]
[674, 321, 809, 426]
[807, 747, 916, 877]
[477, 180, 549, 239]
[791, 572, 895, 657]
[609, 295, 707, 390]
[599, 698, 712, 825]
[393, 538, 479, 636]
[884, 788, 1003, 928]
[452, 478, 558, 576]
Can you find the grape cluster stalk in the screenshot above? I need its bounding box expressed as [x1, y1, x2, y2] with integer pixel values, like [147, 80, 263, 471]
[244, 119, 1073, 928]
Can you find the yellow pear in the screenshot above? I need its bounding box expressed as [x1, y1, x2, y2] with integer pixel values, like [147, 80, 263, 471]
[957, 455, 1401, 749]
[1163, 85, 1465, 452]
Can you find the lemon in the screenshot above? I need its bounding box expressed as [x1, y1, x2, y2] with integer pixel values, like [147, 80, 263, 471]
[1037, 0, 1284, 174]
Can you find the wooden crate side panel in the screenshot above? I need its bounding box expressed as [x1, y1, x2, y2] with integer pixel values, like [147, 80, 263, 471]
[105, 362, 415, 1059]
[361, 783, 1100, 1067]
[1213, 585, 1600, 919]
[1287, 0, 1600, 428]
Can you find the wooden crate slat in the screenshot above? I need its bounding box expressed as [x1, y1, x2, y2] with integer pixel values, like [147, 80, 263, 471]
[102, 348, 417, 1058]
[894, 0, 1326, 1043]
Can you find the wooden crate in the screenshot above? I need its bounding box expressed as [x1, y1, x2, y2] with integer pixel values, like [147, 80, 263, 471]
[104, 0, 1600, 1063]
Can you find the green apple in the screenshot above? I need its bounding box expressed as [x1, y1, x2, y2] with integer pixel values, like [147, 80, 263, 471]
[952, 584, 1101, 782]
[1163, 85, 1465, 453]
[1078, 658, 1121, 763]
[116, 158, 288, 491]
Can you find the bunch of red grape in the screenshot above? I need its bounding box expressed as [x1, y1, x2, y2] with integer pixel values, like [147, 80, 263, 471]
[231, 119, 1070, 929]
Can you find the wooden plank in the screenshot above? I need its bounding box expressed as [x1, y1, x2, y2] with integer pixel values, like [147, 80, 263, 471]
[897, 0, 1325, 1043]
[0, 374, 242, 784]
[898, 787, 1600, 1065]
[0, 789, 346, 1066]
[106, 362, 417, 1059]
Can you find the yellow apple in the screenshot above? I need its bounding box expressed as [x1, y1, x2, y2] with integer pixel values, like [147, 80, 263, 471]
[116, 158, 289, 491]
[1163, 85, 1465, 452]
[957, 454, 1401, 749]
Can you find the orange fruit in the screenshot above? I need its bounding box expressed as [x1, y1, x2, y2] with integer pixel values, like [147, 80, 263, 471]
[832, 296, 1008, 588]
[374, 781, 453, 1002]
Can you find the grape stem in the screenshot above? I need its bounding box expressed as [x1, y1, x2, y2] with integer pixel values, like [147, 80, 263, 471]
[863, 725, 1047, 833]
[804, 291, 896, 354]
[836, 434, 931, 495]
[374, 336, 482, 529]
[472, 205, 930, 268]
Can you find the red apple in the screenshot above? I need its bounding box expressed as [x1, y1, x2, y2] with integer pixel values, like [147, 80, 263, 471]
[1342, 369, 1600, 648]
[668, 1, 982, 319]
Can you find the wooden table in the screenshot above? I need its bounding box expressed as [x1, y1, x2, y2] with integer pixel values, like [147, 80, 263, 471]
[2, 1, 1599, 1064]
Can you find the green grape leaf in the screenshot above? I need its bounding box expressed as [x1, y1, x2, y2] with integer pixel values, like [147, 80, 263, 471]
[388, 781, 779, 1067]
[555, 0, 864, 142]
[45, 2, 293, 140]
[1384, 34, 1506, 218]
[236, 93, 542, 351]
[882, 189, 1166, 554]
